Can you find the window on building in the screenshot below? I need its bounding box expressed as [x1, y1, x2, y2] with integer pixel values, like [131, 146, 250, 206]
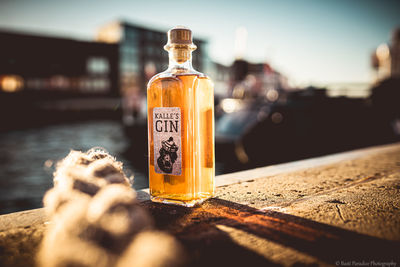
[121, 44, 138, 59]
[145, 45, 154, 56]
[125, 29, 139, 42]
[120, 57, 140, 73]
[87, 57, 110, 74]
[146, 31, 153, 40]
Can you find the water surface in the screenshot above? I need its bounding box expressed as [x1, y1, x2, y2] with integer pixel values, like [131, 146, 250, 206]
[0, 120, 147, 214]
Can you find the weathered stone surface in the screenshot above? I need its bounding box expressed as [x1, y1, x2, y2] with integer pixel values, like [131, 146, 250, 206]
[216, 145, 400, 241]
[0, 209, 47, 267]
[1, 143, 400, 267]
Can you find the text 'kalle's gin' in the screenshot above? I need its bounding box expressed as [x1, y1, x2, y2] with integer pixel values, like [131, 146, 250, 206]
[147, 26, 215, 207]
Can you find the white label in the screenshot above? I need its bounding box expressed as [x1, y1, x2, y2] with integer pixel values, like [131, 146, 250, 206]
[153, 107, 182, 176]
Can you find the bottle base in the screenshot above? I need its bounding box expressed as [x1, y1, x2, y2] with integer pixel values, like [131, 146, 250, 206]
[150, 193, 212, 207]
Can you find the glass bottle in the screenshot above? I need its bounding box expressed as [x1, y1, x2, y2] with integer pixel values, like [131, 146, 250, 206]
[147, 26, 215, 207]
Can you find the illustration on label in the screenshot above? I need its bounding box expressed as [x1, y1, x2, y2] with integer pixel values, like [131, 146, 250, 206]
[153, 107, 182, 175]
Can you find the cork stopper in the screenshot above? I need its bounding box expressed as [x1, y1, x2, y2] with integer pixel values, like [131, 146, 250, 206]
[170, 26, 191, 45]
[164, 26, 197, 51]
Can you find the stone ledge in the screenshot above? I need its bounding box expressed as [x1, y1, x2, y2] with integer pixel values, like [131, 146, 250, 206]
[1, 142, 400, 267]
[215, 142, 400, 187]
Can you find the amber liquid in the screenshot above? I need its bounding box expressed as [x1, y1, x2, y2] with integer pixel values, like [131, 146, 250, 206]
[147, 73, 215, 206]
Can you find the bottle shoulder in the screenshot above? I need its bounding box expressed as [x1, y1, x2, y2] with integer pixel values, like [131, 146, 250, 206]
[147, 69, 212, 89]
[147, 72, 178, 90]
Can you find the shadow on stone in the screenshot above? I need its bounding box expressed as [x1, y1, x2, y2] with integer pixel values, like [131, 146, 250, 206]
[142, 199, 280, 267]
[142, 198, 400, 267]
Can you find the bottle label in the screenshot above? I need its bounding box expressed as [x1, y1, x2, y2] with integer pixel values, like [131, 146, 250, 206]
[153, 107, 182, 176]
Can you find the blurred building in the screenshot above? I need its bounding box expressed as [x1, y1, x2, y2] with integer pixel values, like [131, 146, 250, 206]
[0, 30, 119, 95]
[391, 28, 400, 78]
[208, 62, 231, 97]
[0, 21, 212, 126]
[372, 27, 400, 83]
[230, 59, 289, 100]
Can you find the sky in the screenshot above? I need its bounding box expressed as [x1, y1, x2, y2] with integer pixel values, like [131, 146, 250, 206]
[1, 0, 399, 86]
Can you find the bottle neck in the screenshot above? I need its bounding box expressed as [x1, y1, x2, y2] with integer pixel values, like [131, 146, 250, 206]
[167, 48, 193, 72]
